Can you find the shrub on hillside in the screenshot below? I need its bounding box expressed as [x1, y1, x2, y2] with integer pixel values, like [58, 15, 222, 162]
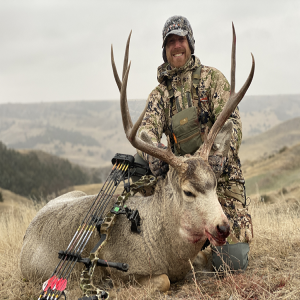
[279, 146, 288, 153]
[260, 194, 274, 203]
[0, 191, 3, 202]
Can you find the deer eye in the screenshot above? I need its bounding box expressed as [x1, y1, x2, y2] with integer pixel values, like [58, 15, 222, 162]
[184, 190, 195, 197]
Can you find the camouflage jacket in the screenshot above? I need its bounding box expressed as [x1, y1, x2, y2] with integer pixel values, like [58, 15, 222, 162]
[138, 55, 244, 183]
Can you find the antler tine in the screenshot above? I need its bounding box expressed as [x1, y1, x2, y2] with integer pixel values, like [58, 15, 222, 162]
[111, 44, 122, 91]
[120, 47, 182, 170]
[231, 22, 236, 95]
[120, 62, 133, 136]
[198, 23, 255, 161]
[111, 32, 133, 128]
[122, 30, 132, 80]
[111, 31, 132, 91]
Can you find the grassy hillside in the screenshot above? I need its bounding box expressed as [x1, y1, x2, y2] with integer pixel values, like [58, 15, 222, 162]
[239, 117, 300, 163]
[0, 187, 31, 214]
[239, 94, 300, 136]
[243, 141, 300, 197]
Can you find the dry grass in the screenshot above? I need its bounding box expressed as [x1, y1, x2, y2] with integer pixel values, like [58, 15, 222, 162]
[0, 194, 300, 299]
[0, 188, 31, 214]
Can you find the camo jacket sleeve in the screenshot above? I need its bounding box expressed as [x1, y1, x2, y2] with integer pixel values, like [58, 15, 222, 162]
[137, 86, 168, 161]
[199, 66, 243, 182]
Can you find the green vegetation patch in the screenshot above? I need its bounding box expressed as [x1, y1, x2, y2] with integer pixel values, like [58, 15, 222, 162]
[0, 141, 89, 200]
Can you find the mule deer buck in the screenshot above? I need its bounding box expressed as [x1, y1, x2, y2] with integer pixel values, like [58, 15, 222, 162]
[20, 24, 254, 293]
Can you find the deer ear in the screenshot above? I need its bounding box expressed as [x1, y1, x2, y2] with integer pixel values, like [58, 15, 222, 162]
[210, 120, 233, 158]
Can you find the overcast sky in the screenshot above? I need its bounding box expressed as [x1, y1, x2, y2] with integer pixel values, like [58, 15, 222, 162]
[0, 0, 299, 104]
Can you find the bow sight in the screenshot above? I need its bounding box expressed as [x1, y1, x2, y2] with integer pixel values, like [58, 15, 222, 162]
[38, 153, 152, 300]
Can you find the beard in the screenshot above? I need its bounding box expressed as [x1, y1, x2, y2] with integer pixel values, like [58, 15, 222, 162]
[166, 47, 191, 68]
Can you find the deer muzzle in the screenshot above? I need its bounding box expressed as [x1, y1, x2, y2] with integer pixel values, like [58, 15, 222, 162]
[205, 221, 230, 246]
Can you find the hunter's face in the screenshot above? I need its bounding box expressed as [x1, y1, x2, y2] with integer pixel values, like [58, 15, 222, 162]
[165, 34, 191, 68]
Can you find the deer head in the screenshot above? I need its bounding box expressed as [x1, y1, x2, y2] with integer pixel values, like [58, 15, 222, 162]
[111, 24, 255, 246]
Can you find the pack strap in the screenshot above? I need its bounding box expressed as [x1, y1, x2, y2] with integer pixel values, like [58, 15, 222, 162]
[186, 91, 192, 108]
[166, 65, 203, 116]
[166, 80, 182, 113]
[155, 86, 175, 150]
[192, 65, 202, 100]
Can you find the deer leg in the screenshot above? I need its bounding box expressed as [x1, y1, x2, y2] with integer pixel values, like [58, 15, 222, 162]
[137, 274, 170, 292]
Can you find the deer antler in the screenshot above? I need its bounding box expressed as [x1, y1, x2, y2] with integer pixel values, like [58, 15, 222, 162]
[197, 23, 255, 161]
[111, 33, 183, 170]
[111, 31, 133, 129]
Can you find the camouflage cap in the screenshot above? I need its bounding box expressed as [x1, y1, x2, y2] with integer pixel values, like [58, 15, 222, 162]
[162, 15, 195, 62]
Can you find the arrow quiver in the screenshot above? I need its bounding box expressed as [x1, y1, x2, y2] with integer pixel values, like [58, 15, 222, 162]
[37, 153, 157, 300]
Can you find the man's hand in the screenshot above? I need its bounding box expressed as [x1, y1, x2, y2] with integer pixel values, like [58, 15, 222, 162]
[147, 143, 169, 177]
[208, 155, 226, 179]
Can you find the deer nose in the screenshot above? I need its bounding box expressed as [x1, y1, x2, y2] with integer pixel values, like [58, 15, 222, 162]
[217, 223, 230, 238]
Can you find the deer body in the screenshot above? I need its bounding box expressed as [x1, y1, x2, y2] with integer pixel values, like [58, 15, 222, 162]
[20, 159, 227, 286]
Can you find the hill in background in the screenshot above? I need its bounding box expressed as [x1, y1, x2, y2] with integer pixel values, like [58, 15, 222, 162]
[1, 118, 300, 215]
[0, 100, 145, 167]
[239, 117, 300, 162]
[0, 141, 92, 200]
[1, 94, 300, 168]
[1, 94, 300, 207]
[239, 94, 300, 136]
[243, 142, 300, 197]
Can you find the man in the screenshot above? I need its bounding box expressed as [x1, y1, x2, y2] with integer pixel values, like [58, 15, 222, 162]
[136, 16, 252, 271]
